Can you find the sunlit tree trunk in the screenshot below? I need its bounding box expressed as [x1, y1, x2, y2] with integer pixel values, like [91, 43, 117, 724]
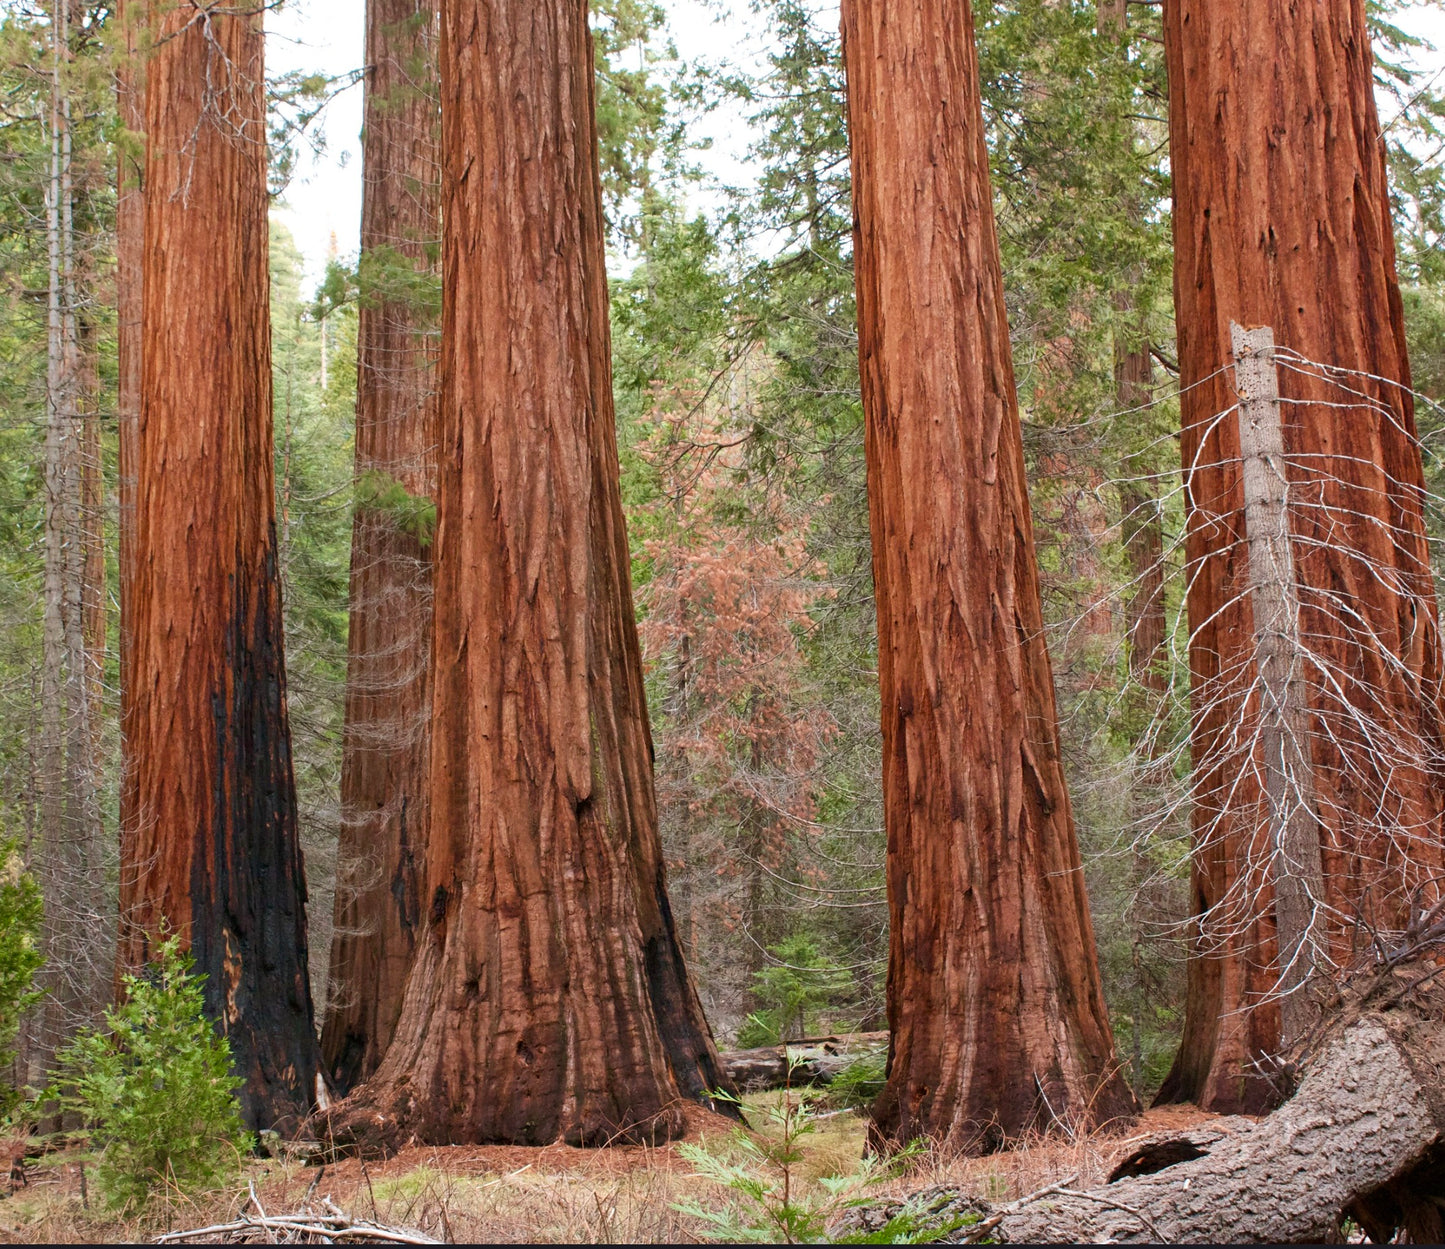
[842, 0, 1137, 1150]
[1158, 0, 1445, 1111]
[119, 0, 322, 1131]
[347, 0, 729, 1146]
[322, 0, 441, 1097]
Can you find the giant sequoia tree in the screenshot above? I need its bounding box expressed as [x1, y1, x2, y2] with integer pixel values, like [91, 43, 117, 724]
[1158, 0, 1445, 1112]
[119, 0, 322, 1130]
[345, 0, 728, 1146]
[841, 0, 1136, 1149]
[322, 0, 441, 1097]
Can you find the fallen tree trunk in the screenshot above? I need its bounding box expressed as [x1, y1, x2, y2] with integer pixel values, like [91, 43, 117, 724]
[717, 1032, 887, 1093]
[990, 1012, 1444, 1243]
[831, 998, 1445, 1243]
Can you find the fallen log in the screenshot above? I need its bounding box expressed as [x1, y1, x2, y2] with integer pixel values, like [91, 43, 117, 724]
[830, 989, 1445, 1244]
[991, 1013, 1443, 1243]
[717, 1032, 888, 1093]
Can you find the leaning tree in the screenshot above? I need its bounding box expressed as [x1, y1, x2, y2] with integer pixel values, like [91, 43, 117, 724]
[342, 0, 729, 1146]
[841, 0, 1137, 1150]
[119, 0, 322, 1131]
[1156, 0, 1445, 1113]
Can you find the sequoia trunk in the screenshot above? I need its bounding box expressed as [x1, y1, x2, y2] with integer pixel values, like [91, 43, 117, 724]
[342, 0, 729, 1146]
[841, 0, 1137, 1150]
[119, 0, 321, 1131]
[322, 0, 440, 1097]
[1158, 0, 1445, 1111]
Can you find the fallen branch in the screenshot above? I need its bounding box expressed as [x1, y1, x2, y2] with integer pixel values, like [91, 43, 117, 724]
[717, 1031, 887, 1093]
[155, 1198, 439, 1245]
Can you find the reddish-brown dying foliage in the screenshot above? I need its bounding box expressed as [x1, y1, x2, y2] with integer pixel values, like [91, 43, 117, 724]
[634, 393, 837, 1005]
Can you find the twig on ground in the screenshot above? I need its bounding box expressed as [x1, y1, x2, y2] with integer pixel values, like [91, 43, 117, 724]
[1054, 1185, 1171, 1243]
[956, 1174, 1078, 1244]
[154, 1205, 441, 1245]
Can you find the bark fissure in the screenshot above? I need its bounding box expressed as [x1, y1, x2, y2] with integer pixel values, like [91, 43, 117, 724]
[120, 0, 321, 1131]
[337, 0, 728, 1149]
[841, 0, 1137, 1151]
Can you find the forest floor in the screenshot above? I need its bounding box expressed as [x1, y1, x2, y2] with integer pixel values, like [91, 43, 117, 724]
[0, 1099, 1228, 1243]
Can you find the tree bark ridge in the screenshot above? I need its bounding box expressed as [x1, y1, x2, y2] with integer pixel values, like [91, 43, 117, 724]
[841, 0, 1137, 1150]
[340, 0, 729, 1147]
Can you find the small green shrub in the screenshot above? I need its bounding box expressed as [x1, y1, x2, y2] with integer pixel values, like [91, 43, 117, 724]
[0, 835, 42, 1109]
[736, 937, 849, 1048]
[48, 934, 248, 1208]
[827, 1048, 888, 1110]
[675, 1071, 959, 1244]
[354, 470, 437, 547]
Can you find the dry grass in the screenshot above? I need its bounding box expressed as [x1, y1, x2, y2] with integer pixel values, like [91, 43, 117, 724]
[0, 1101, 1231, 1244]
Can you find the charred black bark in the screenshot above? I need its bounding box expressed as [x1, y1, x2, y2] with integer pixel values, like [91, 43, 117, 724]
[194, 532, 319, 1132]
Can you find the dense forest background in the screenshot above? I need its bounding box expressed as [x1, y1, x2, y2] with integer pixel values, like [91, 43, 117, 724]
[4, 0, 1445, 1102]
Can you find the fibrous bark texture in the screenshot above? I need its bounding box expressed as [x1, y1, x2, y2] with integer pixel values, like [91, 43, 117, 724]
[841, 0, 1137, 1150]
[345, 0, 728, 1147]
[322, 0, 440, 1098]
[120, 0, 321, 1132]
[1159, 0, 1445, 1111]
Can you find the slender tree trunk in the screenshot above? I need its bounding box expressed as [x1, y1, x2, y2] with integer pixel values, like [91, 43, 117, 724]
[841, 0, 1137, 1150]
[119, 0, 322, 1132]
[1116, 334, 1171, 1097]
[344, 0, 729, 1147]
[1158, 0, 1445, 1112]
[38, 0, 79, 1073]
[34, 0, 107, 1081]
[1118, 341, 1166, 701]
[115, 0, 143, 878]
[322, 0, 441, 1096]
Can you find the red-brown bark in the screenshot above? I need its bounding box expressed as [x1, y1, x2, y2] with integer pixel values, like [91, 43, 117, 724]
[1159, 0, 1445, 1111]
[119, 0, 322, 1131]
[342, 0, 730, 1147]
[322, 0, 440, 1097]
[841, 0, 1137, 1150]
